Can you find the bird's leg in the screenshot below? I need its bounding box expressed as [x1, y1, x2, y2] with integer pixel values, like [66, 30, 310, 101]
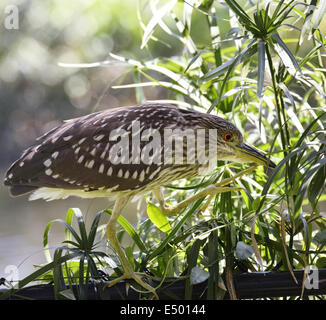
[153, 187, 173, 213]
[106, 195, 158, 299]
[157, 166, 257, 217]
[199, 165, 257, 213]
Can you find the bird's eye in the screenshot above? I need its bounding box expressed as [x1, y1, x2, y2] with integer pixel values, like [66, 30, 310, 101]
[223, 133, 233, 142]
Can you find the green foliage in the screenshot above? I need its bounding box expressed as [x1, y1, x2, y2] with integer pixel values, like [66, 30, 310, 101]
[1, 208, 114, 300]
[98, 0, 326, 300]
[147, 202, 171, 233]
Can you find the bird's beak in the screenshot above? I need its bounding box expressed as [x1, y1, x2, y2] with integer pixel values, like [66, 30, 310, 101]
[235, 143, 276, 168]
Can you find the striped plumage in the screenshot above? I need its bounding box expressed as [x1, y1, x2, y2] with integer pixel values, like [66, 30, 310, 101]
[4, 102, 276, 298]
[4, 103, 244, 201]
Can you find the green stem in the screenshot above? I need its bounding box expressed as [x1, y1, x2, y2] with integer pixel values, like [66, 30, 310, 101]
[265, 43, 292, 217]
[265, 44, 288, 156]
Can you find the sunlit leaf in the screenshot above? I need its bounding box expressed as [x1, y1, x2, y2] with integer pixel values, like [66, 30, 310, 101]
[141, 0, 178, 49]
[257, 40, 265, 98]
[312, 0, 326, 30]
[185, 49, 206, 73]
[147, 202, 171, 233]
[299, 2, 316, 45]
[224, 0, 256, 30]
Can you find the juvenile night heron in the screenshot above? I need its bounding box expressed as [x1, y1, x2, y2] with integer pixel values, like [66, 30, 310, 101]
[4, 103, 275, 298]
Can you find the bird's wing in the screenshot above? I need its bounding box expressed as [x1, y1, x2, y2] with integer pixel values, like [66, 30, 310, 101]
[4, 104, 204, 196]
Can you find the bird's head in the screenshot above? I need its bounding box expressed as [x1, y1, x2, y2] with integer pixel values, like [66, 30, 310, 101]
[208, 117, 276, 169]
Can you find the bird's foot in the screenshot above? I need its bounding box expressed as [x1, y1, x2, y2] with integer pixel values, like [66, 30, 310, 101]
[162, 203, 176, 216]
[107, 271, 159, 299]
[161, 185, 243, 216]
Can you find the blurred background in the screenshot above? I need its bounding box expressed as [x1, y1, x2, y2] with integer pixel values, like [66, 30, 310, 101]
[0, 0, 169, 280]
[1, 0, 325, 281]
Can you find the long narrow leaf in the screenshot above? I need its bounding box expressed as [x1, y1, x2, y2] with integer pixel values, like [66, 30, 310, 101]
[299, 2, 316, 45]
[224, 0, 255, 28]
[144, 199, 204, 263]
[312, 0, 326, 30]
[104, 209, 148, 253]
[185, 239, 202, 299]
[185, 49, 206, 73]
[87, 210, 110, 250]
[280, 211, 298, 284]
[109, 53, 212, 108]
[257, 40, 266, 98]
[53, 249, 65, 300]
[251, 216, 264, 270]
[272, 33, 302, 75]
[43, 218, 82, 263]
[141, 0, 178, 48]
[199, 39, 257, 82]
[207, 230, 219, 299]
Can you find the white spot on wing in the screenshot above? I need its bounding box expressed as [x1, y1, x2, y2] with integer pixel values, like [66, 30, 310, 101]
[99, 163, 105, 174]
[93, 134, 105, 141]
[90, 148, 97, 156]
[85, 160, 95, 169]
[52, 151, 59, 159]
[132, 170, 138, 179]
[43, 159, 52, 167]
[45, 169, 53, 176]
[139, 169, 145, 182]
[77, 155, 85, 163]
[148, 166, 162, 180]
[107, 167, 113, 176]
[100, 143, 110, 159]
[63, 135, 73, 141]
[117, 169, 123, 178]
[78, 138, 87, 145]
